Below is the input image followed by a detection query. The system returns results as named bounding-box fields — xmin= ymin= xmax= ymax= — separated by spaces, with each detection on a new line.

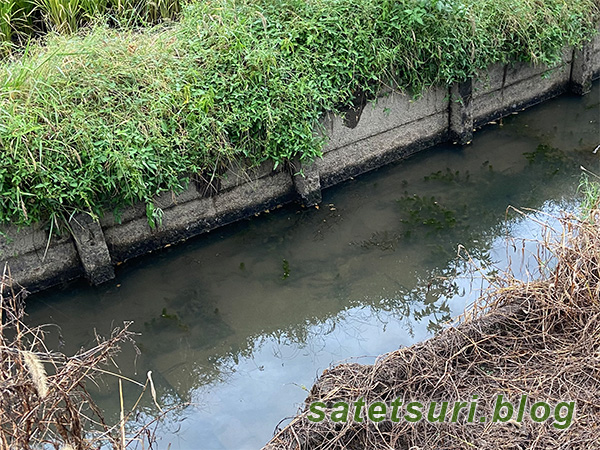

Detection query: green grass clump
xmin=0 ymin=0 xmax=598 ymax=227
xmin=0 ymin=0 xmax=179 ymax=49
xmin=579 ymin=171 xmax=600 ymax=219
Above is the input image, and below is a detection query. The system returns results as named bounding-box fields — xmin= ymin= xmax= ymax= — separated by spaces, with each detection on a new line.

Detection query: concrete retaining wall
xmin=472 ymin=48 xmax=574 ymax=125
xmin=317 ymin=86 xmax=449 ymax=188
xmin=2 ymin=36 xmax=599 ymax=293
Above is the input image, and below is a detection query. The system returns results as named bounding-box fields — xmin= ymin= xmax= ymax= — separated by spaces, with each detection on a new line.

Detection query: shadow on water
xmin=26 ymin=82 xmax=600 ymax=449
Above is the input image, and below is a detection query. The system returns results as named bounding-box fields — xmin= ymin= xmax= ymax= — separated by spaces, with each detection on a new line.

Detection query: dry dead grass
xmin=0 ymin=266 xmax=161 ymax=450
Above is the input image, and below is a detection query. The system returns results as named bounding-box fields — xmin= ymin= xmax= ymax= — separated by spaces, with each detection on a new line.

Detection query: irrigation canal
xmin=27 ymin=81 xmax=600 ymax=449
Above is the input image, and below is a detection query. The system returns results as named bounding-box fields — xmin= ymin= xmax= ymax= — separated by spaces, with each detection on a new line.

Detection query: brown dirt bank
xmin=263 ymin=208 xmax=600 ymax=450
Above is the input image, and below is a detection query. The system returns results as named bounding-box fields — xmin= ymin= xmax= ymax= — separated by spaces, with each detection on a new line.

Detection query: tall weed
xmin=36 ymin=0 xmax=82 ymax=33
xmin=0 ymin=1 xmax=14 ymax=45
xmin=0 ymin=0 xmax=179 ymax=46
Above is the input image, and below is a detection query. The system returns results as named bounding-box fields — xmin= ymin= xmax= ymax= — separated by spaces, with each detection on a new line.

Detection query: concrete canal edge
xmin=2 ymin=37 xmax=599 ymax=293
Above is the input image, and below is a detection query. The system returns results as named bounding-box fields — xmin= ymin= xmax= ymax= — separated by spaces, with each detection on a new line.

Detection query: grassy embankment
xmin=0 ymin=0 xmax=598 ymax=228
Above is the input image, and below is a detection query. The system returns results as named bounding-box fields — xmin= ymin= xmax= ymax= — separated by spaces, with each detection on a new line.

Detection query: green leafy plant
xmin=36 ymin=0 xmax=82 ymax=34
xmin=80 ymin=0 xmax=109 ymax=21
xmin=0 ymin=0 xmax=179 ymax=49
xmin=0 ymin=0 xmax=597 ymax=229
xmin=578 ymin=170 xmax=600 ymax=220
xmin=0 ymin=0 xmax=36 ymax=49
xmin=0 ymin=2 xmax=14 ymax=45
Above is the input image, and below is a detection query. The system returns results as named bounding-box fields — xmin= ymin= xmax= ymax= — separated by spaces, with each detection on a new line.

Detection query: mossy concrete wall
xmin=2 ymin=37 xmax=599 ymax=293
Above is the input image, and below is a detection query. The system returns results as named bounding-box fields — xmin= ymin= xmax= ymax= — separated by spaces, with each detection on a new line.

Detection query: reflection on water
xmin=27 ymin=83 xmax=599 ymax=449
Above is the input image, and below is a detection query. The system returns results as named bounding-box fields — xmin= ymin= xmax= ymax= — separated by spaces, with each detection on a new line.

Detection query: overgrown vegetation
xmin=0 ymin=0 xmax=598 ymax=227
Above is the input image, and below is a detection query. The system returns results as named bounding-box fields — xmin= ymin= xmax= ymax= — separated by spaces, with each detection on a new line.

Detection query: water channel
xmin=27 ymin=82 xmax=600 ymax=449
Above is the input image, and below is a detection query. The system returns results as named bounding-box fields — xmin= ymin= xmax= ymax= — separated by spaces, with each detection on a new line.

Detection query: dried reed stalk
xmin=0 ymin=264 xmax=158 ymax=450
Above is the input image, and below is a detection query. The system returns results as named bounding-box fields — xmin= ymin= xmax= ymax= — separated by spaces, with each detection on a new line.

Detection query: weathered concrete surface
xmin=318 ymin=113 xmax=448 ymax=189
xmin=571 ymin=46 xmax=594 ymax=95
xmin=321 ymin=86 xmax=448 ymax=153
xmin=473 ymin=55 xmax=572 ymax=126
xmin=588 ymin=29 xmax=600 ymax=80
xmin=0 ymin=224 xmax=48 ymax=257
xmin=1 ymin=39 xmax=598 ymax=294
xmin=104 ymin=171 xmax=295 ymax=263
xmin=104 ymin=196 xmax=218 ymax=263
xmin=99 ymin=183 xmax=204 ymax=228
xmin=449 ymin=79 xmax=474 ymax=145
xmin=220 ymin=159 xmax=278 ymax=191
xmin=70 ymin=214 xmax=115 ymax=285
xmin=291 ymin=159 xmax=322 ymax=207
xmin=213 ymin=171 xmax=296 ymax=224
xmin=0 ymin=225 xmax=82 ymax=292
